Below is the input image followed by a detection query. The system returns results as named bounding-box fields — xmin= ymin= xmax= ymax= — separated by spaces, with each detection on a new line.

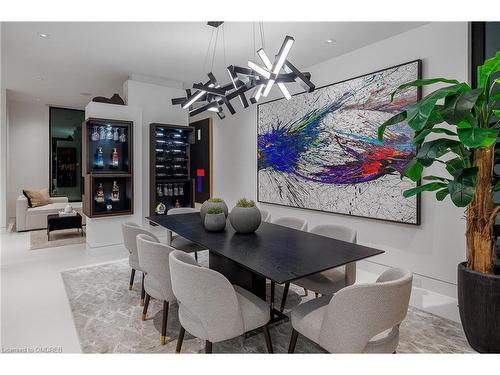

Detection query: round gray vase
xmin=229 ymin=206 xmax=262 ymax=234
xmin=204 ymin=213 xmax=226 ymax=232
xmin=200 ymin=200 xmax=229 ymax=222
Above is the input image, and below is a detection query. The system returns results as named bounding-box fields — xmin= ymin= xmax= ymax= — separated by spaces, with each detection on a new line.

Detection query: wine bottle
xmin=95 ymin=183 xmax=105 ymax=202
xmin=95 ymin=146 xmax=104 ymax=168
xmin=111 ymin=181 xmax=120 ymax=201
xmin=111 ymin=148 xmax=119 ymax=168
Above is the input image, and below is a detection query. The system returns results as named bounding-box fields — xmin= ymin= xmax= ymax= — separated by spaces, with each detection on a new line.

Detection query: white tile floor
xmin=0 ymin=222 xmax=461 ymax=353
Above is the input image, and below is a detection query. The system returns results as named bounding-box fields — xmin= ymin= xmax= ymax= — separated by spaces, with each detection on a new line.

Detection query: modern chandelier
xmin=172 ymin=22 xmax=315 ymax=119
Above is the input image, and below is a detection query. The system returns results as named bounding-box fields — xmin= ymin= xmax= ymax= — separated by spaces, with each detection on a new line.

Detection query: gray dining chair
xmin=272 ymin=216 xmax=308 ymax=231
xmin=288 ymin=268 xmax=413 ymax=353
xmin=271 ymin=216 xmax=308 ymax=310
xmin=169 ymin=250 xmax=273 ymax=353
xmin=289 ymin=224 xmax=357 ymax=303
xmin=122 ymin=222 xmax=160 ymax=306
xmin=167 ymin=207 xmax=206 ymax=261
xmin=259 ymin=208 xmax=271 ymax=223
xmin=137 ymin=234 xmax=176 ymax=345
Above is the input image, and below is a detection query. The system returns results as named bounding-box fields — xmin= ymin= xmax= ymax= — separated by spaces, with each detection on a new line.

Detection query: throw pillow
xmin=23 ymin=188 xmax=50 ymax=208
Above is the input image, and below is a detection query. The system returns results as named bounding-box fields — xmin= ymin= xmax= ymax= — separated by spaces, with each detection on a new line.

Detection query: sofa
xmin=16 ymin=195 xmax=85 ymax=232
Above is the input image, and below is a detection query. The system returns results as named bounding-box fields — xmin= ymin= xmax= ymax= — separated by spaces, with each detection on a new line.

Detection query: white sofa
xmin=16 ymin=195 xmax=85 ymax=232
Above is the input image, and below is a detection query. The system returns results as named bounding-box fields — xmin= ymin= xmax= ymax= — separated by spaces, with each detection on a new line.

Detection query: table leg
xmin=270 ymin=281 xmax=275 ymax=320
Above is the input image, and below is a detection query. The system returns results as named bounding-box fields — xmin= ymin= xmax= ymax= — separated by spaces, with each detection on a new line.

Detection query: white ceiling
xmin=2 ymin=22 xmax=427 ymax=108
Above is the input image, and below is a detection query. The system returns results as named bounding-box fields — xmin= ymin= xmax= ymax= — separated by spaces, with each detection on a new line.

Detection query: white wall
xmin=0 ymin=22 xmax=7 ymax=227
xmin=211 ymin=22 xmax=469 ymax=295
xmin=123 ymin=79 xmax=187 ymax=216
xmin=6 ymin=100 xmax=49 ymax=219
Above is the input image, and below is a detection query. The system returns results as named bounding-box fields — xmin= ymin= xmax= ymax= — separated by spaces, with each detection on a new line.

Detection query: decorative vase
xmin=200 ymin=200 xmax=228 ymax=222
xmin=229 ymin=206 xmax=262 ymax=234
xmin=204 ymin=213 xmax=226 ymax=232
xmin=457 ymin=262 xmax=500 ymax=353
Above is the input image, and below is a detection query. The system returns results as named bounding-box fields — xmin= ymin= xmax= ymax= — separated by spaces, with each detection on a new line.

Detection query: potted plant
xmin=229 ymin=198 xmax=262 ymax=234
xmin=200 ymin=198 xmax=228 ymax=222
xmin=378 ymin=52 xmax=500 ymax=353
xmin=204 ymin=206 xmax=227 ymax=232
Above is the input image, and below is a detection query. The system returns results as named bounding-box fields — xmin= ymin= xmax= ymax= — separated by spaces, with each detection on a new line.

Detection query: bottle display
xmin=111 ymin=181 xmax=120 ymax=201
xmin=95 ymin=183 xmax=105 ymax=202
xmin=111 ymin=148 xmax=119 ymax=168
xmin=95 ymin=146 xmax=104 ymax=168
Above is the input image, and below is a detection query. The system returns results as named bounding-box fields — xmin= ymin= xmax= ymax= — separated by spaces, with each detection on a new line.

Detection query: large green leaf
xmin=423 ymin=175 xmax=449 ymax=182
xmin=441 ymin=88 xmax=484 ymax=124
xmin=456 ymin=127 xmax=499 ymax=148
xmin=416 ymin=139 xmax=461 ymax=166
xmin=403 ymin=159 xmax=423 ymax=182
xmin=403 ymin=182 xmax=447 ymax=198
xmin=447 ymin=167 xmax=478 ymax=207
xmin=390 ymin=78 xmax=461 ymax=101
xmin=406 ymin=84 xmax=469 ymax=131
xmin=478 ymin=51 xmax=500 ymax=89
xmin=493 ymin=109 xmax=500 ymax=119
xmin=377 ymin=111 xmax=407 ymax=141
xmin=445 ymin=157 xmax=467 ymax=177
xmin=436 ymin=188 xmax=449 ymax=201
xmin=493 ymin=180 xmax=500 ymax=192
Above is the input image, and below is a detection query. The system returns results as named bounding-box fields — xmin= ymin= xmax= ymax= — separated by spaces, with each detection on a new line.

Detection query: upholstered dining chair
xmin=259 ymin=208 xmax=271 ymax=223
xmin=169 ymin=250 xmax=273 ymax=354
xmin=288 ymin=268 xmax=413 ymax=353
xmin=284 ymin=224 xmax=357 ymax=309
xmin=136 ymin=234 xmax=176 ymax=345
xmin=122 ymin=222 xmax=160 ymax=306
xmin=271 ymin=216 xmax=308 ymax=310
xmin=167 ymin=207 xmax=206 ymax=261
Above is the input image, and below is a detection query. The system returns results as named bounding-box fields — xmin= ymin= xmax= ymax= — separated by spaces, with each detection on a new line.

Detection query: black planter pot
xmin=457 ymin=262 xmax=500 ymax=353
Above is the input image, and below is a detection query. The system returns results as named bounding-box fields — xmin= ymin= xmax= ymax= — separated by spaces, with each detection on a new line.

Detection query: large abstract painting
xmin=257 ymin=60 xmax=421 ymax=224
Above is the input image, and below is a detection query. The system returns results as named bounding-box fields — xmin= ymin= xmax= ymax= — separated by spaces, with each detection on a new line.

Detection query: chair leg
xmin=263 ymin=325 xmax=273 ymax=353
xmin=160 ymin=301 xmax=169 ymax=345
xmin=128 ymin=269 xmax=136 ymax=291
xmin=141 ymin=293 xmax=150 ymax=321
xmin=315 ymin=292 xmax=319 ymax=299
xmin=303 ymin=288 xmax=308 ymax=297
xmin=194 ymin=252 xmax=198 ymax=262
xmin=288 ymin=329 xmax=299 ymax=353
xmin=205 ymin=340 xmax=212 ymax=353
xmin=176 ymin=326 xmax=185 ymax=353
xmin=140 ymin=273 xmax=145 ymax=306
xmin=280 ymin=282 xmax=290 ymax=312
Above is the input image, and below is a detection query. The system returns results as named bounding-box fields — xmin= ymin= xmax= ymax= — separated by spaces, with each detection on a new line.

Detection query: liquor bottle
xmin=95 ymin=183 xmax=105 ymax=202
xmin=111 ymin=148 xmax=119 ymax=168
xmin=113 ymin=128 xmax=119 ymax=141
xmin=95 ymin=146 xmax=104 ymax=168
xmin=106 ymin=126 xmax=113 ymax=140
xmin=175 ymin=199 xmax=181 ymax=208
xmin=99 ymin=126 xmax=106 ymax=140
xmin=111 ymin=181 xmax=120 ymax=201
xmin=119 ymin=128 xmax=127 ymax=143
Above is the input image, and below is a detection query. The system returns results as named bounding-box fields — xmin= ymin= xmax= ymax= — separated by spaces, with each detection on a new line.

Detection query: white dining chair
xmin=288 ymin=268 xmax=412 ymax=353
xmin=167 ymin=207 xmax=206 ymax=261
xmin=122 ymin=222 xmax=160 ymax=305
xmin=169 ymin=250 xmax=273 ymax=353
xmin=287 ymin=224 xmax=357 ymax=308
xmin=272 ymin=216 xmax=308 ymax=231
xmin=137 ymin=234 xmax=176 ymax=345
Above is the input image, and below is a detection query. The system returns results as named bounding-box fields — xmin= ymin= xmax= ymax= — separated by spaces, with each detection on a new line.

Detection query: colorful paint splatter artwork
xmin=257 ymin=60 xmax=421 ymax=224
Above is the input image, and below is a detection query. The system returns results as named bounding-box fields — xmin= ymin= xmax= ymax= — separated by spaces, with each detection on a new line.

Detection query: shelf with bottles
xmin=153 ymin=180 xmax=194 ymax=215
xmin=85 ymin=176 xmax=133 ymax=217
xmin=84 ymin=118 xmax=132 ymax=175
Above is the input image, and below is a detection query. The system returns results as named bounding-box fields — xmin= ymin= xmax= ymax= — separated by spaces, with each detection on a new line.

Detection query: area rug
xmin=61 ymin=251 xmax=473 ymax=354
xmin=31 ymin=228 xmax=86 ymax=250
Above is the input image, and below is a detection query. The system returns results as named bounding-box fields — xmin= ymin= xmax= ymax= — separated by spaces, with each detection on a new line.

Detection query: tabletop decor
xmin=258 ymin=60 xmax=421 ymax=224
xmin=378 ymin=52 xmax=500 ymax=353
xmin=229 ymin=198 xmax=262 ymax=234
xmin=203 ymin=207 xmax=227 ymax=232
xmin=200 ymin=198 xmax=228 ymax=222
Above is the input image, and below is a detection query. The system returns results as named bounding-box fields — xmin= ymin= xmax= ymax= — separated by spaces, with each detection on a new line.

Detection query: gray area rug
xmin=61 ymin=251 xmax=473 ymax=353
xmin=31 ymin=228 xmax=85 ymax=250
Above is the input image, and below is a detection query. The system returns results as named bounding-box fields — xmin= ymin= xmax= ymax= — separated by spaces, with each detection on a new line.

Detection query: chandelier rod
xmin=203 ymin=27 xmax=215 ymax=76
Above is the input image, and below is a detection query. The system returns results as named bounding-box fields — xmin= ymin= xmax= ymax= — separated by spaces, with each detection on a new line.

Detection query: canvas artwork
xmin=257 ymin=60 xmax=421 ymax=224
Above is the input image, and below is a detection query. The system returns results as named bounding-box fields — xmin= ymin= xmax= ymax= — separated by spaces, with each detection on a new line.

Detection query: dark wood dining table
xmin=147 ymin=212 xmax=384 ymax=322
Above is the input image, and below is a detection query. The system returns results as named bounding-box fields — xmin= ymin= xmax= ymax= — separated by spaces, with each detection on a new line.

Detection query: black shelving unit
xmin=150 ymin=123 xmax=195 ymax=215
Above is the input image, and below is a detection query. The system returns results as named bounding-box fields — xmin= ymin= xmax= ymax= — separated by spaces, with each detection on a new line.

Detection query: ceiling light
xmin=38 ymin=33 xmax=50 ymax=38
xmin=325 ymin=39 xmax=336 ymax=44
xmin=80 ymin=92 xmax=92 ymax=96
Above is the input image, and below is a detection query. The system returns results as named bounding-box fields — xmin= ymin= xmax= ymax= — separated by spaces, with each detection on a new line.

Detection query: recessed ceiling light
xmin=325 ymin=39 xmax=336 ymax=44
xmin=38 ymin=32 xmax=50 ymax=39
xmin=80 ymin=92 xmax=92 ymax=96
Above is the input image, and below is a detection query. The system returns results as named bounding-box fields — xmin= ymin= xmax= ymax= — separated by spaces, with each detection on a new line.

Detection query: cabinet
xmin=150 ymin=123 xmax=195 ymax=215
xmin=82 ymin=118 xmax=134 ymax=217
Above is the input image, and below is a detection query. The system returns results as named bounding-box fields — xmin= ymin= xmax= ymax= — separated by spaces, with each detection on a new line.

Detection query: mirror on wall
xmin=49 ymin=107 xmax=84 ymax=202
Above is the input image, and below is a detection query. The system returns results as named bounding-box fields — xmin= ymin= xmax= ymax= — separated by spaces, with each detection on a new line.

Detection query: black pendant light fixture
xmin=172 ymin=22 xmax=315 ymax=119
